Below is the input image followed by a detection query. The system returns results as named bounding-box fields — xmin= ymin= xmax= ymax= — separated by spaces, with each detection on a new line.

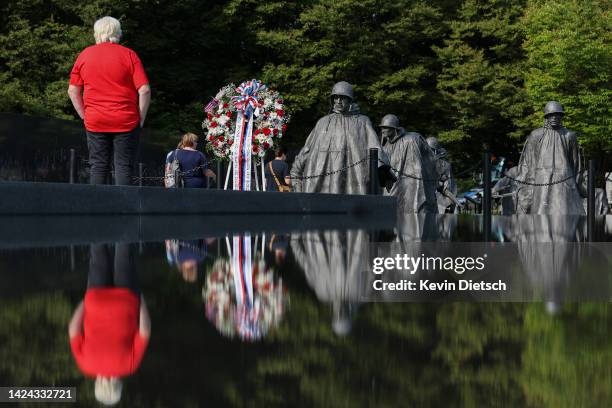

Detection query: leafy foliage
xmin=0 ymin=0 xmax=610 ymax=163
xmin=522 ymin=0 xmax=612 ymax=156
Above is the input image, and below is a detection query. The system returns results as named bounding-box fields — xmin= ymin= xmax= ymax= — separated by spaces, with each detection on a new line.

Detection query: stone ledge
xmin=0 ymin=181 xmax=396 ymax=215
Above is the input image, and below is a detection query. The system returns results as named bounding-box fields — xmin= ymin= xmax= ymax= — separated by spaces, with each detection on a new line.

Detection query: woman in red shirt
xmin=68 ymin=243 xmax=151 ymax=405
xmin=67 ymin=16 xmax=151 ymax=185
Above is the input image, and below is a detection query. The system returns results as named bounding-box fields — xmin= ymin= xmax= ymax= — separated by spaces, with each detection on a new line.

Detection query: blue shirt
xmin=166 ymin=149 xmax=209 ymax=188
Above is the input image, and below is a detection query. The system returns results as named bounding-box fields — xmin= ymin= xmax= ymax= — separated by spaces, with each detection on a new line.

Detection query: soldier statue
xmin=426 ymin=137 xmax=459 ymax=213
xmin=516 ymin=101 xmax=584 ymax=215
xmin=290 ymin=81 xmax=393 ymax=194
xmin=379 ymin=114 xmax=437 ymax=213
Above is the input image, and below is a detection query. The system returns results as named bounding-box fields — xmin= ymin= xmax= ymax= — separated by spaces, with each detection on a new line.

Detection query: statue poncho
xmin=290 ymin=105 xmax=390 ymax=194
xmin=383 ymin=131 xmax=438 ymax=214
xmin=290 ymin=229 xmax=368 ymax=335
xmin=435 ymin=157 xmax=457 ymax=213
xmin=516 ymin=126 xmax=584 ymax=215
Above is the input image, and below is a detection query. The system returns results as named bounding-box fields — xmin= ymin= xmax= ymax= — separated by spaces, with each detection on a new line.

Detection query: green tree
xmin=433 ymin=0 xmax=531 ymax=160
xmin=522 ymin=0 xmax=612 ymax=156
xmin=223 ymin=0 xmax=452 ymax=148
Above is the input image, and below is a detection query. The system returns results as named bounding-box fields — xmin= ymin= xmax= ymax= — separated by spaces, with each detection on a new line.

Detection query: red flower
xmin=228 ymin=139 xmax=233 ymax=145
xmin=253 ymin=145 xmax=260 ymax=153
xmin=213 ymin=141 xmax=219 ymax=147
xmin=226 ymin=112 xmax=232 ymax=118
xmin=210 ymin=121 xmax=218 ymax=128
xmin=254 ymin=129 xmax=260 ymax=135
xmin=276 ymin=109 xmax=284 ymax=117
xmin=282 ymin=124 xmax=287 ymax=132
xmin=263 ymin=142 xmax=270 ymax=150
xmin=219 ymin=136 xmax=224 ymax=142
xmin=208 ymin=135 xmax=214 ymax=141
xmin=264 ymin=111 xmax=270 ymax=117
xmin=215 ymin=114 xmax=221 ymax=119
xmin=223 ymin=103 xmax=229 ymax=109
xmin=273 ymin=128 xmax=279 ymax=136
xmin=263 ymin=128 xmax=271 ymax=136
xmin=207 ymin=114 xmax=213 ymax=120
xmin=277 ymin=99 xmax=283 ymax=104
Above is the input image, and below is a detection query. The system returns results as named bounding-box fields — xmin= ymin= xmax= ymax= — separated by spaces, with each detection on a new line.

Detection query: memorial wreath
xmin=202 ymin=80 xmax=289 ymax=162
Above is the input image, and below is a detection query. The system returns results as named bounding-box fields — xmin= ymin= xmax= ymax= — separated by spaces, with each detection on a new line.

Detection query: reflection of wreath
xmin=203 ymin=257 xmax=286 ymax=341
xmin=202 ymin=81 xmax=290 ymax=161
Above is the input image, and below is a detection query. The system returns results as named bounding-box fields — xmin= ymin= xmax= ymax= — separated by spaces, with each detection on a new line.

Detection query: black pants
xmin=86 ymin=127 xmax=140 ymax=185
xmin=87 ymin=243 xmax=139 ymax=294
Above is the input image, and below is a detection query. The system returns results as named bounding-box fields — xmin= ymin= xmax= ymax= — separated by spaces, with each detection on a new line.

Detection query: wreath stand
xmin=223 ymin=160 xmax=267 ymax=191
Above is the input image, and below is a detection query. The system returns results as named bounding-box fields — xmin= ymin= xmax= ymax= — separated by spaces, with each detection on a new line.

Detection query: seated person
xmin=165 ymin=132 xmax=216 ymax=188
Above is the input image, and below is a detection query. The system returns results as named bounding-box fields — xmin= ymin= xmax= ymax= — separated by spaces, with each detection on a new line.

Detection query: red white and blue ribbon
xmin=231 ymin=234 xmax=262 ymax=339
xmin=231 ymin=79 xmax=266 ymax=191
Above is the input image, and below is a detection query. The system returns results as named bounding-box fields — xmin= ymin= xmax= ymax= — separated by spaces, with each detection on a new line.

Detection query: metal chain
xmin=132 ymin=163 xmax=209 ymax=183
xmin=288 ymin=157 xmax=368 ymax=180
xmin=503 ymin=173 xmax=576 ymax=187
xmin=377 ymin=159 xmax=482 ymax=182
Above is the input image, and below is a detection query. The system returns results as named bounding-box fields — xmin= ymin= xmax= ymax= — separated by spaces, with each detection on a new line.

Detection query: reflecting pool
xmin=0 ymin=215 xmax=610 ymax=407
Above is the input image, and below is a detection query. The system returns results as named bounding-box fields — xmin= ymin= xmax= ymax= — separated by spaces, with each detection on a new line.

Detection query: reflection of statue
xmin=290 ymin=81 xmax=392 ymax=194
xmin=290 ymin=230 xmax=369 ymax=335
xmin=68 ymin=243 xmax=151 ymax=406
xmin=492 ymin=166 xmax=519 ymax=215
xmin=380 ymin=114 xmax=437 ymax=214
xmin=516 ymin=101 xmax=584 ymax=215
xmin=426 ymin=137 xmax=457 ymax=213
xmin=203 ymin=234 xmax=286 ymax=341
xmin=395 ymin=212 xmax=439 ymax=243
xmin=512 ymin=215 xmax=584 ymax=311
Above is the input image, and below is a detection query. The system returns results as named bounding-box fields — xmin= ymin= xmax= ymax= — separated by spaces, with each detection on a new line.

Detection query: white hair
xmin=94 ymin=16 xmax=122 ymax=44
xmin=94 ymin=376 xmax=123 ymax=406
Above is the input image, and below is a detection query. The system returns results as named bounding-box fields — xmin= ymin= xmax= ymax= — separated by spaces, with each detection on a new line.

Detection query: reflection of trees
xmin=233 ymin=301 xmax=611 ymax=407
xmin=0 ymin=293 xmax=75 ymax=384
xmin=521 ymin=304 xmax=612 ymax=408
xmin=0 ymin=293 xmax=100 ymax=406
xmin=1 ymin=247 xmax=609 ymax=407
xmin=239 ymin=300 xmax=529 ymax=407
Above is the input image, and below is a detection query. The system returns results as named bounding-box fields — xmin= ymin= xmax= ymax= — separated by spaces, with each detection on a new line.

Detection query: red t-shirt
xmin=70 ymin=288 xmax=148 ymax=377
xmin=69 ymin=42 xmax=149 ymax=132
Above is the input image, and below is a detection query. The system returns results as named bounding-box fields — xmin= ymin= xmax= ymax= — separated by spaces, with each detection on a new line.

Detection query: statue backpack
xmin=165 ymin=149 xmax=184 ymax=188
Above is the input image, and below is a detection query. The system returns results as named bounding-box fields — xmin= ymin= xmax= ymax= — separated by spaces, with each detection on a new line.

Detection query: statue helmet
xmin=426 ymin=136 xmax=440 ymax=150
xmin=379 ymin=114 xmax=401 ymax=129
xmin=543 ymin=101 xmax=564 ymax=116
xmin=330 ymin=81 xmax=354 ymax=100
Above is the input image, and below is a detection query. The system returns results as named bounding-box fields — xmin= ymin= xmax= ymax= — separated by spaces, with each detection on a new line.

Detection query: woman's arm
xmin=67 ymin=85 xmax=85 ymax=120
xmin=139 ymin=295 xmax=151 ymax=339
xmin=204 ymin=168 xmax=216 ymax=181
xmin=68 ymin=300 xmax=85 ymax=338
xmin=138 ymin=84 xmax=151 ymax=128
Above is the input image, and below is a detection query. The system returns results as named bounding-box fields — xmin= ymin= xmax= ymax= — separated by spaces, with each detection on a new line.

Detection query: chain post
xmin=587 ymin=159 xmax=595 ymax=242
xmin=369 ymin=148 xmax=379 ymax=195
xmin=69 ymin=148 xmax=76 ymax=184
xmin=483 ymin=151 xmax=491 ymax=241
xmin=138 ymin=163 xmax=144 ymax=187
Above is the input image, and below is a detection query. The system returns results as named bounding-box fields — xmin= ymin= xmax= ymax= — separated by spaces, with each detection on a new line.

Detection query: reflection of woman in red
xmin=68 ymin=243 xmax=151 ymax=406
